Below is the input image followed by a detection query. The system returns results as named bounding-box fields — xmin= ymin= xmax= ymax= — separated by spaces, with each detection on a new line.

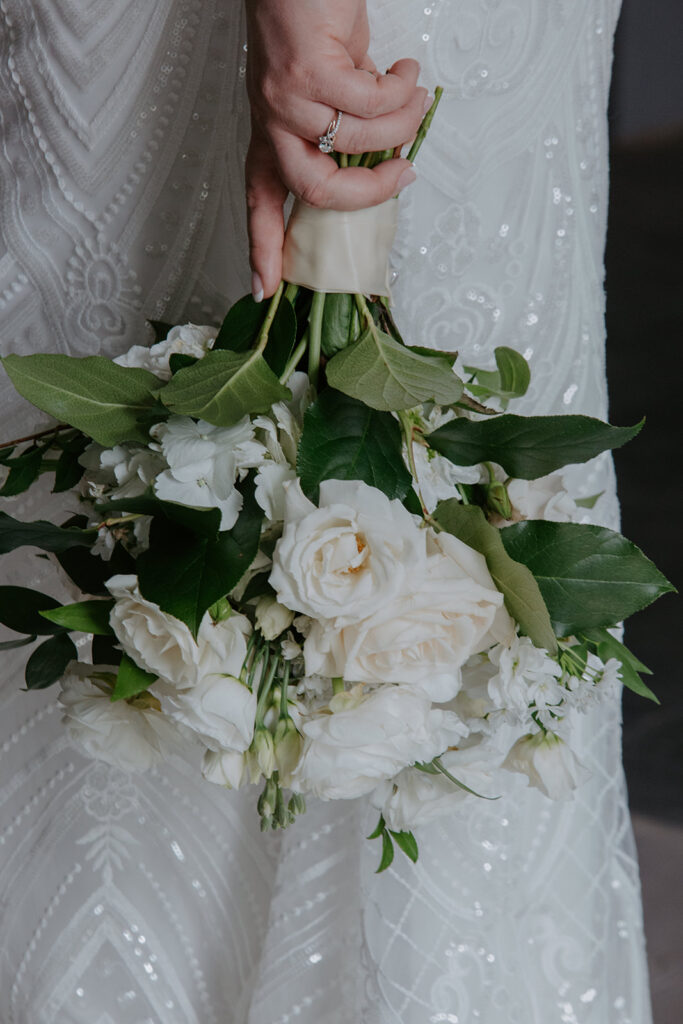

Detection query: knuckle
xmin=297 ymin=178 xmax=330 ymax=209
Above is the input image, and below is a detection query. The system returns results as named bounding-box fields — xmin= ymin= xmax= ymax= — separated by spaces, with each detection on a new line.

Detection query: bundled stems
xmin=406 ymin=87 xmax=443 ymax=163
xmin=307 ymin=291 xmax=325 ymax=386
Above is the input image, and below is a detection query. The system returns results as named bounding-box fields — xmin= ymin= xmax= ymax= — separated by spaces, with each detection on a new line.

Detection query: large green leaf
xmin=137 ymin=474 xmax=264 ymax=635
xmin=297 ymin=389 xmax=411 ymax=502
xmin=1 ymin=355 xmax=160 ymax=446
xmin=95 ymin=493 xmax=221 ymax=539
xmin=213 ymin=294 xmax=266 ymax=352
xmin=40 ymin=599 xmax=115 ymax=635
xmin=263 ymin=297 xmax=297 ymax=376
xmin=24 ymin=633 xmax=77 ymax=689
xmin=56 ymin=540 xmax=135 ymax=596
xmin=325 ymin=324 xmax=463 ymax=411
xmin=0 ymin=448 xmax=43 ymax=497
xmin=111 ymin=654 xmax=157 ymax=702
xmin=0 ymin=586 xmax=67 ymax=635
xmin=0 ymin=510 xmax=96 ymax=555
xmin=53 ymin=433 xmax=89 ymax=492
xmin=434 ymin=501 xmax=557 ymax=653
xmin=429 ymin=414 xmax=643 ymax=479
xmin=464 ymin=346 xmax=530 ymax=402
xmin=501 ymin=521 xmax=675 ymax=635
xmin=157 ymin=349 xmax=291 ymax=426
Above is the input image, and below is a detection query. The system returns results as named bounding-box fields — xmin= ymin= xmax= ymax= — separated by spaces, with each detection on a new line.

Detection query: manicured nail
xmin=423 ymin=94 xmax=434 ymax=116
xmin=251 ymin=272 xmax=264 ymax=303
xmin=397 ymin=167 xmax=417 ymax=191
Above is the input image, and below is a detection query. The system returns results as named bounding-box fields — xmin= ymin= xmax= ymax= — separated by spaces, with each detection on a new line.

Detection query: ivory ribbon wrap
xmin=281 ymin=198 xmax=399 ymax=296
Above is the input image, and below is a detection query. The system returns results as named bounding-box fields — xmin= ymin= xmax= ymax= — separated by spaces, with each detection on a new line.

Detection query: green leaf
xmin=0 ymin=586 xmax=67 ymax=635
xmin=111 ymin=653 xmax=157 ymax=702
xmin=500 ymin=521 xmax=675 ymax=635
xmin=494 ymin=346 xmax=530 ymax=397
xmin=53 ymin=433 xmax=89 ymax=493
xmin=321 ymin=293 xmax=357 ymax=357
xmin=40 ymin=599 xmax=114 ymax=635
xmin=429 ymin=414 xmax=643 ymax=479
xmin=137 ymin=474 xmax=264 ymax=636
xmin=326 ymin=324 xmax=464 ymax=411
xmin=1 ymin=355 xmax=160 ymax=446
xmin=24 ymin=633 xmax=77 ymax=689
xmin=157 ymin=349 xmax=291 ymax=427
xmin=0 ymin=510 xmax=96 ymax=555
xmin=0 ymin=448 xmax=43 ymax=497
xmin=580 ymin=628 xmax=659 ymax=703
xmin=56 ymin=540 xmax=135 ymax=596
xmin=92 ymin=634 xmax=122 ymax=666
xmin=213 ymin=294 xmax=266 ymax=352
xmin=376 ymin=830 xmax=395 ymax=873
xmin=168 ymin=353 xmax=198 ymax=374
xmin=390 ymin=829 xmax=419 ymax=863
xmin=0 ymin=634 xmax=37 ymax=651
xmin=95 ymin=492 xmax=221 ymax=539
xmin=297 ymin=389 xmax=411 ymax=502
xmin=434 ymin=501 xmax=557 ymax=653
xmin=367 ymin=814 xmax=386 ymax=841
xmin=147 ymin=320 xmax=174 ymax=343
xmin=263 ymin=296 xmax=297 ymax=376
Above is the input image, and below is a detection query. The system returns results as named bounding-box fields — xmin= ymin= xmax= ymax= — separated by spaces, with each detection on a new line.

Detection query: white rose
xmin=58 ymin=664 xmax=183 ymax=772
xmin=305 ymin=530 xmax=514 ymax=702
xmin=255 ymin=595 xmax=295 ymax=640
xmin=505 ymin=474 xmax=581 ymax=524
xmin=202 ymin=748 xmax=248 ymax=788
xmin=291 ymin=684 xmax=466 ymax=800
xmin=154 ymin=673 xmax=256 ymax=753
xmin=106 ymin=575 xmax=250 ymax=689
xmin=150 ymin=415 xmax=264 ymax=530
xmin=372 ymin=735 xmax=504 ymax=831
xmin=114 ymin=323 xmax=217 ymax=380
xmin=270 ymin=479 xmax=427 ymax=628
xmin=502 ymin=731 xmax=589 ymax=799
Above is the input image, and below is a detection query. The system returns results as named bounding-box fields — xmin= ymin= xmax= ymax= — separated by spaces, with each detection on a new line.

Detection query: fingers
xmin=307 ymin=86 xmax=429 ymax=155
xmin=274 ymin=130 xmax=417 ymax=210
xmin=314 ymin=58 xmax=422 ymax=119
xmin=245 ymin=128 xmax=289 ymax=299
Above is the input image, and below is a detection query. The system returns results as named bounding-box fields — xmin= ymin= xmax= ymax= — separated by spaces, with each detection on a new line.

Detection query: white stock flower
xmin=202 ymin=749 xmax=248 ymax=789
xmin=291 ymin=684 xmax=466 ymax=800
xmin=505 ymin=474 xmax=581 ymax=524
xmin=106 ymin=575 xmax=250 ymax=689
xmin=270 ymin=479 xmax=426 ymax=628
xmin=114 ymin=323 xmax=217 ymax=380
xmin=487 ymin=636 xmax=563 ymax=719
xmin=58 ymin=664 xmax=182 ymax=772
xmin=151 ymin=416 xmax=262 ymax=529
xmin=372 ymin=736 xmax=504 ymax=831
xmin=305 ymin=530 xmax=513 ymax=702
xmin=502 ymin=731 xmax=589 ymax=799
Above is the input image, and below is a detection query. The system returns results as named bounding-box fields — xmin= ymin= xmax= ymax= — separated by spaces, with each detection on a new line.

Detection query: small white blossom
xmin=487 ymin=636 xmax=563 ymax=722
xmin=114 ymin=323 xmax=217 ymax=380
xmin=502 ymin=731 xmax=589 ymax=799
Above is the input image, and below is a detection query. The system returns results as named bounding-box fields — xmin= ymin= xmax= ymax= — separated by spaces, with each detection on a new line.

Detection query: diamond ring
xmin=318 ymin=110 xmax=343 ymax=154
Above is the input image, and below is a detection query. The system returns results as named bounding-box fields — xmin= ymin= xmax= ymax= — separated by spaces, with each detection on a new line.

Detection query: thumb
xmin=245 ymin=126 xmax=288 ymax=300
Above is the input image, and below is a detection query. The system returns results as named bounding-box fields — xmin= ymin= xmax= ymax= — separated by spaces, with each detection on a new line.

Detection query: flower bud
xmin=252 ymin=725 xmax=276 ymax=778
xmin=255 ymin=595 xmax=295 ymax=641
xmin=288 ymin=793 xmax=306 ymax=817
xmin=273 ymin=717 xmax=303 ymax=785
xmin=486 ymin=480 xmax=512 ymax=520
xmin=257 ymin=776 xmax=278 ymax=819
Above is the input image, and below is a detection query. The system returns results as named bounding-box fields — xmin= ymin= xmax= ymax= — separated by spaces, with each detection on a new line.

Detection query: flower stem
xmin=279 ymin=660 xmax=291 ymax=719
xmin=406 ymin=87 xmax=444 ymax=164
xmin=398 ymin=410 xmax=429 ymax=518
xmin=0 ymin=423 xmax=73 ymax=451
xmin=332 ymin=676 xmax=345 ymax=696
xmin=279 ymin=329 xmax=309 ymax=384
xmin=284 ymin=282 xmax=299 ymax=305
xmin=255 ymin=281 xmax=285 ymax=354
xmin=255 ymin=647 xmax=279 ymax=724
xmin=307 ymin=290 xmax=326 ymax=386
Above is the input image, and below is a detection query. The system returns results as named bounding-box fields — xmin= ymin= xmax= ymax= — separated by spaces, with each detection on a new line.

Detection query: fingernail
xmin=397 ymin=167 xmax=417 ymax=191
xmin=251 ymin=272 xmax=264 ymax=304
xmin=423 ymin=94 xmax=434 ymax=116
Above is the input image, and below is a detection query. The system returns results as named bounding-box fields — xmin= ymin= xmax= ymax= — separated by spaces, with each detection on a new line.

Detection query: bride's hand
xmin=245 ymin=0 xmax=427 ymax=299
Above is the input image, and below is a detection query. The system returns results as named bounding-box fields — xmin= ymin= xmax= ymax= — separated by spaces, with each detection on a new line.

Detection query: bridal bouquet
xmin=0 ymin=96 xmax=672 ymax=869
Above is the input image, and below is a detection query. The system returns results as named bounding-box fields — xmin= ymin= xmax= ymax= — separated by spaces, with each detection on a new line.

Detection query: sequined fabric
xmin=0 ymin=1 xmax=651 ymax=1021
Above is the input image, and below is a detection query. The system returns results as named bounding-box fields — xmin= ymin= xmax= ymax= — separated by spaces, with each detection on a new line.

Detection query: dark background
xmin=605 ymin=1 xmax=682 ymax=1018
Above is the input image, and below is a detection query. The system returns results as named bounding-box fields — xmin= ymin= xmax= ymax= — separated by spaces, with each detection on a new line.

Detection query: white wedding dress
xmin=0 ymin=2 xmax=652 ymax=1022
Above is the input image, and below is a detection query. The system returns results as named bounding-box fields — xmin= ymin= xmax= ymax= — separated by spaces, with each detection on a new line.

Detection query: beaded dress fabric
xmin=0 ymin=1 xmax=652 ymax=1022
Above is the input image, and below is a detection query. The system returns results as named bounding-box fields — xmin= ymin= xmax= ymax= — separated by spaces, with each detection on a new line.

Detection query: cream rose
xmin=291 ymin=684 xmax=466 ymax=800
xmin=304 ymin=530 xmax=514 ymax=702
xmin=269 ymin=479 xmax=426 ymax=628
xmin=154 ymin=673 xmax=256 ymax=753
xmin=106 ymin=575 xmax=250 ymax=689
xmin=58 ymin=665 xmax=184 ymax=772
